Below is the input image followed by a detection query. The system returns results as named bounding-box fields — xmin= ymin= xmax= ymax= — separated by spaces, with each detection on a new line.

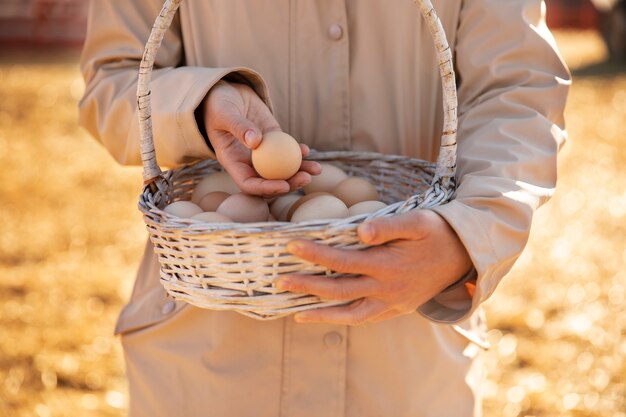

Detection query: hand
xmin=276 ymin=210 xmax=473 ymax=325
xmin=203 ymin=81 xmax=320 ymax=197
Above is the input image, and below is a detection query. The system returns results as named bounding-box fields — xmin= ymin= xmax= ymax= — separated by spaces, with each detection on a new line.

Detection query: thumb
xmin=357 ymin=210 xmax=428 ymax=245
xmin=223 ymin=112 xmax=263 ymax=150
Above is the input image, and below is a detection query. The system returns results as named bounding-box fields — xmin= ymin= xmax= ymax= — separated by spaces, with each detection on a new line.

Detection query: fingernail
xmin=359 ymin=223 xmax=375 ymax=242
xmin=297 ymin=178 xmax=310 ymax=188
xmin=287 ymin=240 xmax=304 ymax=253
xmin=275 ymin=278 xmax=290 ymax=291
xmin=244 ymin=130 xmax=257 ymax=147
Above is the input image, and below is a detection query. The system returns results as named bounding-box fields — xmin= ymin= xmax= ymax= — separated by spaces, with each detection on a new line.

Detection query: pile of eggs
xmin=162 ymin=132 xmax=388 ymax=224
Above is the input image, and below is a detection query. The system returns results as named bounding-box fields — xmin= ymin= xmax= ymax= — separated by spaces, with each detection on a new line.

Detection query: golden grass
xmin=0 ymin=30 xmax=625 ymax=416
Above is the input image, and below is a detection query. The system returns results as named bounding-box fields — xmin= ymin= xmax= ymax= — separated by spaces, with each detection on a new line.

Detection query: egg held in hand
xmin=251 ymin=131 xmax=302 ymax=180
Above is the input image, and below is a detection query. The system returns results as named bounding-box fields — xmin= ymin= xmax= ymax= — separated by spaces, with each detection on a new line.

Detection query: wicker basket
xmin=136 ymin=0 xmax=458 ymax=320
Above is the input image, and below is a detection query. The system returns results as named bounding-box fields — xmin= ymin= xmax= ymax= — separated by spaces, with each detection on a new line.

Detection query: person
xmin=78 ymin=1 xmax=570 ymax=416
xmin=593 ymin=0 xmax=626 ymax=61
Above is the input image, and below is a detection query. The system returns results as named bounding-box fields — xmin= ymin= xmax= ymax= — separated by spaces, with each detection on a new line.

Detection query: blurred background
xmin=0 ymin=1 xmax=625 ymax=416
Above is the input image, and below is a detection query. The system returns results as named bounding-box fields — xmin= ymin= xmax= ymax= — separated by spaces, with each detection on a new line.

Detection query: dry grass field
xmin=0 ymin=30 xmax=625 ymax=417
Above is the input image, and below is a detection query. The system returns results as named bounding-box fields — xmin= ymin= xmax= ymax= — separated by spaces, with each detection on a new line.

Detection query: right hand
xmin=202 ymin=81 xmax=320 ymax=197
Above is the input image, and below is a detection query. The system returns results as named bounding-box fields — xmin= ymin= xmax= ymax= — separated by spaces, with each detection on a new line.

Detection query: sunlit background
xmin=0 ymin=1 xmax=625 ymax=416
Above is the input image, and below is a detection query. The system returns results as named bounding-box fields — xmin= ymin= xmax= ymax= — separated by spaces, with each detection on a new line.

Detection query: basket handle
xmin=137 ymin=0 xmax=457 ymax=189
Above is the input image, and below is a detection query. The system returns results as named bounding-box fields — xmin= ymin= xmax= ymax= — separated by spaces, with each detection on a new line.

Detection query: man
xmin=79 ymin=1 xmax=570 ymax=416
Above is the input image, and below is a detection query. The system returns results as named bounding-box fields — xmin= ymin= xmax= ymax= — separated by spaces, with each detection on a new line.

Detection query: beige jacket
xmin=79 ymin=1 xmax=570 ymax=416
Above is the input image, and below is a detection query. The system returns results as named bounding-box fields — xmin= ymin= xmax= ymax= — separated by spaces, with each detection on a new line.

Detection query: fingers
xmin=206 ymin=82 xmax=267 ymax=150
xmin=276 ymin=275 xmax=379 ymax=301
xmin=287 ymin=172 xmax=312 ymax=192
xmin=299 ymin=160 xmax=321 ymax=176
xmin=357 ymin=210 xmax=438 ymax=245
xmin=285 ymin=161 xmax=321 ymax=191
xmin=286 ymin=239 xmax=381 ymax=275
xmin=217 ymin=142 xmax=318 ymax=196
xmin=242 ymin=177 xmax=291 ymax=197
xmin=223 ymin=112 xmax=263 ymax=149
xmin=236 ymin=83 xmax=282 ymax=136
xmin=225 ymin=160 xmax=290 ymax=196
xmin=300 ymin=143 xmax=310 ymax=157
xmin=225 ymin=158 xmax=318 ymax=196
xmin=206 ymin=82 xmax=322 ymax=196
xmin=293 ymin=298 xmax=388 ymax=326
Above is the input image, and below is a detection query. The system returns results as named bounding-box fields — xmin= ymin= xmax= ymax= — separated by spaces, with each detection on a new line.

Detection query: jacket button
xmin=324 ymin=331 xmax=343 ymax=346
xmin=161 ymin=301 xmax=176 ymax=315
xmin=328 ymin=24 xmax=344 ymax=41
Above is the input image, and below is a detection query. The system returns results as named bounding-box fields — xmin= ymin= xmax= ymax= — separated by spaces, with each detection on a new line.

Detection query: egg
xmin=251 ymin=131 xmax=302 ymax=180
xmin=285 ymin=192 xmax=333 ymax=221
xmin=267 ymin=213 xmax=277 ymax=222
xmin=348 ymin=201 xmax=388 ymax=216
xmin=291 ymin=195 xmax=349 ymax=223
xmin=163 ymin=201 xmax=203 ymax=218
xmin=303 ymin=163 xmax=348 ymax=194
xmin=191 ymin=171 xmax=239 ymax=203
xmin=332 ymin=177 xmax=380 ymax=207
xmin=217 ymin=193 xmax=270 ymax=223
xmin=190 ymin=211 xmax=232 ymax=223
xmin=198 ymin=191 xmax=230 ymax=212
xmin=269 ymin=193 xmax=302 ymax=219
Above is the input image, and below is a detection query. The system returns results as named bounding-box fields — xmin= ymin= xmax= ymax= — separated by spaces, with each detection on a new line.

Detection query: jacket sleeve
xmin=78 ymin=0 xmax=272 ymax=168
xmin=419 ymin=0 xmax=571 ymax=323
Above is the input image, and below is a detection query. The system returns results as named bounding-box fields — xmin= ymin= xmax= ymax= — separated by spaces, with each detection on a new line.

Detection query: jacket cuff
xmin=417 ymin=200 xmax=499 ymax=323
xmin=136 ymin=66 xmax=272 ymax=168
xmin=418 ymin=268 xmax=476 ymax=323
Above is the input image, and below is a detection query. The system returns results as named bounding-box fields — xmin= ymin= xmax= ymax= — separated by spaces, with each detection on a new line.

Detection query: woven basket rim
xmin=138 ymin=150 xmax=442 ymax=233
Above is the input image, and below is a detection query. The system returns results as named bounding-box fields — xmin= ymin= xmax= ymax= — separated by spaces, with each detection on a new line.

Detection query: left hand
xmin=276 ymin=209 xmax=473 ymax=325
xmin=203 ymin=81 xmax=320 ymax=197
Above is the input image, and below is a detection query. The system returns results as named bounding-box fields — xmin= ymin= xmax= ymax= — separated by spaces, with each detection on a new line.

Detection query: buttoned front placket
xmin=287 ymin=0 xmax=351 ymax=151
xmin=279 ymin=9 xmax=350 ymax=417
xmin=280 ymin=319 xmax=347 ymax=417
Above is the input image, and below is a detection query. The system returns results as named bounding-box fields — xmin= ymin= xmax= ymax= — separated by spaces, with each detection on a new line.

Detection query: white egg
xmin=190 ymin=211 xmax=232 ymax=223
xmin=251 ymin=131 xmax=302 ymax=180
xmin=286 ymin=192 xmax=333 ymax=221
xmin=348 ymin=201 xmax=388 ymax=216
xmin=291 ymin=195 xmax=349 ymax=223
xmin=303 ymin=163 xmax=348 ymax=194
xmin=163 ymin=201 xmax=203 ymax=218
xmin=217 ymin=193 xmax=270 ymax=223
xmin=198 ymin=191 xmax=230 ymax=212
xmin=191 ymin=171 xmax=239 ymax=203
xmin=269 ymin=193 xmax=302 ymax=219
xmin=332 ymin=177 xmax=379 ymax=207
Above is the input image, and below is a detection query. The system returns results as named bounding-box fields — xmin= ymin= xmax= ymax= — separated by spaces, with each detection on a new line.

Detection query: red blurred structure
xmin=546 ymin=0 xmax=600 ymax=28
xmin=0 ymin=0 xmax=613 ymax=48
xmin=0 ymin=0 xmax=87 ymax=47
